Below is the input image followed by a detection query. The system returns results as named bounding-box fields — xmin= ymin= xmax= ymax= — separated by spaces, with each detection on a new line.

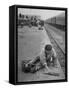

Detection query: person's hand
xmin=44 ymin=66 xmax=52 ymax=73
xmin=44 ymin=66 xmax=49 ymax=73
xmin=44 ymin=69 xmax=49 ymax=73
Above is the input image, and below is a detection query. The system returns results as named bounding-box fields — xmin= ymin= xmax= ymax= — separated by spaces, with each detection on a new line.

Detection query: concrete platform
xmin=18 ymin=26 xmax=65 ymax=82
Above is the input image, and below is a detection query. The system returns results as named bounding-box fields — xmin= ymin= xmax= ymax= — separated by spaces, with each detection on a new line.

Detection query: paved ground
xmin=18 ymin=26 xmax=65 ymax=82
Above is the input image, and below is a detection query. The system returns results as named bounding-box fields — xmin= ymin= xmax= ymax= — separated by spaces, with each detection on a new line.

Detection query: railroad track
xmin=44 ymin=26 xmax=65 ymax=73
xmin=47 ymin=29 xmax=65 ymax=55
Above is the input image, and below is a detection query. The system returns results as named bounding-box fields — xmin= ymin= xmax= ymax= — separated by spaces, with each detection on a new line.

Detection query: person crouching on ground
xmin=25 ymin=44 xmax=58 ymax=73
xmin=39 ymin=44 xmax=58 ymax=72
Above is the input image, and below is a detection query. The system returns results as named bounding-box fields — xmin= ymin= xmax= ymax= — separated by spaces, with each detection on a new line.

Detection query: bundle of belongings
xmin=22 ymin=56 xmax=42 ymax=73
xmin=22 ymin=44 xmax=59 ymax=74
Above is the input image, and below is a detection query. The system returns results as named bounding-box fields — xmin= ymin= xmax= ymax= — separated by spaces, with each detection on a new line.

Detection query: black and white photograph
xmin=17 ymin=7 xmax=67 ymax=83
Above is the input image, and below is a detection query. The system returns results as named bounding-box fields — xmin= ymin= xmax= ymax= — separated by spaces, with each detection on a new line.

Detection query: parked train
xmin=45 ymin=12 xmax=65 ymax=31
